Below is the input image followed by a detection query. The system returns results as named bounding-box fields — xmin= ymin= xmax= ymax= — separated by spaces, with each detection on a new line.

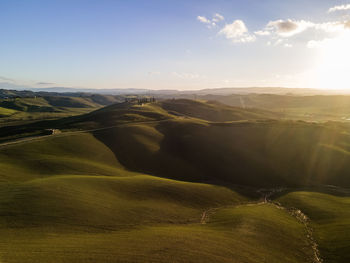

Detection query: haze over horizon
xmin=1 ymin=0 xmax=350 ymax=90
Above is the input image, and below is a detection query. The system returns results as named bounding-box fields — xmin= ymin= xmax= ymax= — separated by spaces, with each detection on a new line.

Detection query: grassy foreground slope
xmin=0 ymin=203 xmax=313 ymax=263
xmin=278 ymin=190 xmax=350 ymax=263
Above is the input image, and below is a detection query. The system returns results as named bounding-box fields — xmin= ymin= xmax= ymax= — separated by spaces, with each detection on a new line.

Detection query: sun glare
xmin=313 ymin=32 xmax=350 ymax=90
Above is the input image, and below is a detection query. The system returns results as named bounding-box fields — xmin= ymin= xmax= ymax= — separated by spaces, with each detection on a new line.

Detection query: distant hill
xmin=3 ymin=83 xmax=350 ymax=96
xmin=198 ymin=93 xmax=350 ymax=121
xmin=0 ymin=90 xmax=126 ymax=123
xmin=61 ymin=99 xmax=280 ymax=129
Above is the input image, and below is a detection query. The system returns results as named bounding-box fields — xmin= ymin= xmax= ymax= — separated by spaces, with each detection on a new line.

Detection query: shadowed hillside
xmin=94 ymin=118 xmax=350 ymax=187
xmin=78 ymin=100 xmax=350 ymax=188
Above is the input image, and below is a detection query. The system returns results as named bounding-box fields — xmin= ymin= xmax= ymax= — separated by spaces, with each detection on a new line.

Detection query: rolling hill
xmin=1 ymin=98 xmax=350 ymax=262
xmin=0 ymin=123 xmax=313 ymax=263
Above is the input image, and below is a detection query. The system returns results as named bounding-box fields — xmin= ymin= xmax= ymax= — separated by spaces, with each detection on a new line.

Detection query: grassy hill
xmin=0 ymin=128 xmax=314 ymax=263
xmin=1 ymin=98 xmax=350 ymax=262
xmin=0 ymin=99 xmax=276 ymax=141
xmin=277 ymin=189 xmax=350 ymax=263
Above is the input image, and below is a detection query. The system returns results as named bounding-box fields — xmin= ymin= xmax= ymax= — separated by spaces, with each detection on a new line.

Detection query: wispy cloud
xmin=171 ymin=72 xmax=204 ymax=79
xmin=328 ymin=4 xmax=350 ymax=13
xmin=197 ymin=13 xmax=224 ymax=28
xmin=0 ymin=76 xmax=15 ymax=83
xmin=197 ymin=16 xmax=211 ymax=24
xmin=254 ymin=30 xmax=270 ymax=36
xmin=36 ymin=82 xmax=55 ymax=85
xmin=212 ymin=13 xmax=224 ymax=23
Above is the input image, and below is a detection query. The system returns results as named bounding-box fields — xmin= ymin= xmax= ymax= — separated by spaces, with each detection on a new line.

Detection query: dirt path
xmin=0 ymin=119 xmax=169 ymax=149
xmin=200 ymin=188 xmax=323 ymax=263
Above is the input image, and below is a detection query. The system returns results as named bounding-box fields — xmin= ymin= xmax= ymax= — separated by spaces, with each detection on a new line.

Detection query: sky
xmin=1 ymin=0 xmax=350 ymax=90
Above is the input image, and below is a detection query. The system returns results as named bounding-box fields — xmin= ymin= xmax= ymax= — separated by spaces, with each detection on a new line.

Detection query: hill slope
xmin=1 ymin=99 xmax=350 ymax=262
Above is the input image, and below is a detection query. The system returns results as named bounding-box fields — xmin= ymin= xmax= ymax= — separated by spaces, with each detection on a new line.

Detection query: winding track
xmin=200 ymin=188 xmax=323 ymax=263
xmin=0 ymin=119 xmax=169 ymax=149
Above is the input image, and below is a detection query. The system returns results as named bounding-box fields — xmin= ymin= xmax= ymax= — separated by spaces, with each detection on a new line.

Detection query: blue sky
xmin=1 ymin=0 xmax=350 ymax=90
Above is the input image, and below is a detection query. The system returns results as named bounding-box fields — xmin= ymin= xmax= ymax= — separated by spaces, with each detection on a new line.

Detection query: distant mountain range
xmin=1 ymin=81 xmax=350 ymax=96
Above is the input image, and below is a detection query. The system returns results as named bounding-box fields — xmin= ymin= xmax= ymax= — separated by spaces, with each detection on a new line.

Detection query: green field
xmin=1 ymin=98 xmax=350 ymax=262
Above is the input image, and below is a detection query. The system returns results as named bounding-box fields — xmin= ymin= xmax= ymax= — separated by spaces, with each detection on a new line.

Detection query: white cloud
xmin=219 ymin=20 xmax=247 ymax=38
xmin=197 ymin=16 xmax=210 ymax=24
xmin=254 ymin=30 xmax=270 ymax=36
xmin=328 ymin=4 xmax=350 ymax=13
xmin=263 ymin=19 xmax=350 ymax=39
xmin=315 ymin=21 xmax=350 ymax=32
xmin=266 ymin=19 xmax=314 ymax=37
xmin=219 ymin=20 xmax=256 ymax=43
xmin=198 ymin=11 xmax=350 ymax=47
